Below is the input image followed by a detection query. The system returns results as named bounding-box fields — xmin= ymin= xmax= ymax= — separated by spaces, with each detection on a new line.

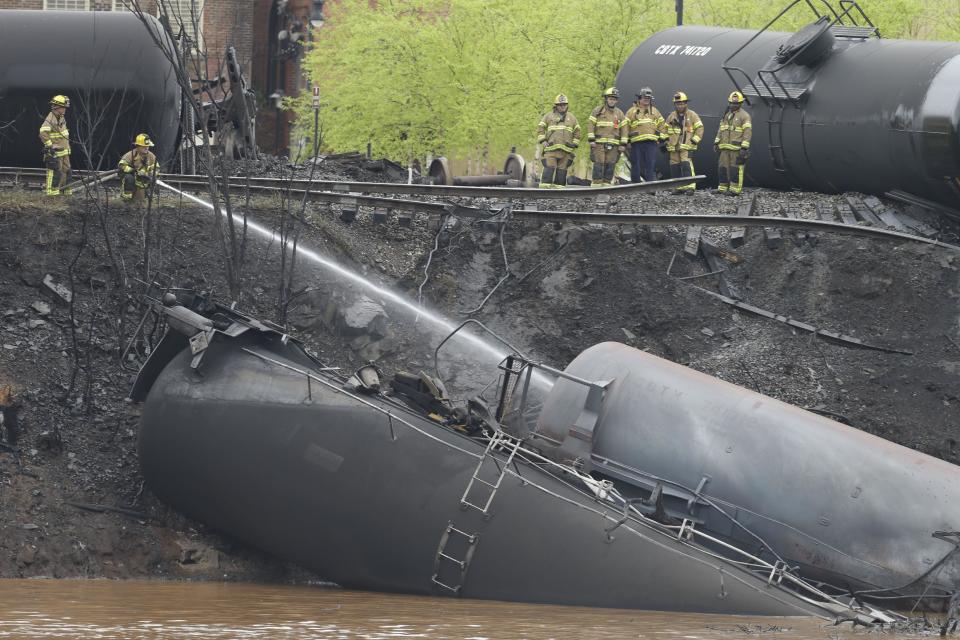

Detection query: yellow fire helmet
xmin=554 ymin=94 xmax=569 ymax=105
xmin=673 ymin=91 xmax=689 ymax=103
xmin=134 ymin=133 xmax=155 ymax=148
xmin=602 ymin=87 xmax=621 ymax=99
xmin=728 ymin=91 xmax=746 ymax=104
xmin=50 ymin=95 xmax=70 ymax=108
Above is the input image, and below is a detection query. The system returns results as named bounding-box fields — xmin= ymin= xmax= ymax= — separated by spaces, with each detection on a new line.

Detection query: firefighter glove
xmin=738 ymin=147 xmax=750 ymax=163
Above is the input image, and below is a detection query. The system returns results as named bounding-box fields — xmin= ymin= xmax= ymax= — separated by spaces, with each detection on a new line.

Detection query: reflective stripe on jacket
xmin=714 ymin=108 xmax=752 ymax=150
xmin=118 ymin=149 xmax=158 ymax=177
xmin=39 ymin=112 xmax=70 ymax=157
xmin=664 ymin=108 xmax=703 ymax=152
xmin=587 ymin=105 xmax=627 ymax=146
xmin=537 ymin=110 xmax=581 ymax=153
xmin=625 ymin=104 xmax=665 ymax=143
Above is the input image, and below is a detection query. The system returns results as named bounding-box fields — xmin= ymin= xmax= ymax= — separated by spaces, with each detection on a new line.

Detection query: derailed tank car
xmin=0 ymin=11 xmax=180 ymax=169
xmin=132 ymin=296 xmax=899 ymax=622
xmin=616 ymin=5 xmax=960 ymax=205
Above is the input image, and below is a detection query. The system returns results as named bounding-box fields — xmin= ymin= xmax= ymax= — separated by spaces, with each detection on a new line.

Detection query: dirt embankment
xmin=1 ymin=179 xmax=958 ymax=581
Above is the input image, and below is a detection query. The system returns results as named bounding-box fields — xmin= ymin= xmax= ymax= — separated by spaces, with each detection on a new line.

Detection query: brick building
xmin=0 ymin=0 xmax=324 ymax=156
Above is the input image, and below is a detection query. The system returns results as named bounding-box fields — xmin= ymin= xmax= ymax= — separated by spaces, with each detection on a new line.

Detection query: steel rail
xmin=0 ymin=165 xmax=703 ymax=199
xmin=512 ymin=212 xmax=960 ymax=250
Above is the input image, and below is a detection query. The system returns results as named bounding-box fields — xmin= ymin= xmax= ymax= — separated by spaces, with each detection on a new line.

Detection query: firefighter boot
xmin=553 ymin=168 xmax=567 ymax=188
xmin=539 ymin=165 xmax=556 ymax=189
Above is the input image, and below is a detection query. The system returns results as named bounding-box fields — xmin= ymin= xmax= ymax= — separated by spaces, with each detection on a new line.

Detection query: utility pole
xmin=676 ymin=0 xmax=684 ymax=26
xmin=312 ymin=85 xmax=321 ymax=157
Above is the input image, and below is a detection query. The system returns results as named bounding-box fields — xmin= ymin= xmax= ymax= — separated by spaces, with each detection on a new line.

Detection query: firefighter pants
xmin=121 ymin=173 xmax=154 ymax=203
xmin=717 ymin=149 xmax=745 ymax=194
xmin=629 ymin=141 xmax=657 ymax=183
xmin=668 ymin=149 xmax=696 ymax=192
xmin=45 ymin=155 xmax=71 ymax=196
xmin=591 ymin=144 xmax=620 ymax=186
xmin=540 ymin=149 xmax=573 ymax=188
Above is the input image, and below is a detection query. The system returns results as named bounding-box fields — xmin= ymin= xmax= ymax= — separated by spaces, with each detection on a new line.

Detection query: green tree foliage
xmin=298 ymin=0 xmax=960 ymax=165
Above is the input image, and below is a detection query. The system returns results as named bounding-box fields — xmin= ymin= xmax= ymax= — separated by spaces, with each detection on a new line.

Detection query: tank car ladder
xmin=431 ymin=521 xmax=479 ymax=594
xmin=767 ymin=102 xmax=788 ymax=174
xmin=460 ymin=430 xmax=523 ymax=515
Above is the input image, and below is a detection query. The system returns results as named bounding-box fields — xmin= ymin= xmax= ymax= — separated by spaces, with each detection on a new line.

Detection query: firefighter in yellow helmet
xmin=662 ymin=91 xmax=703 ymax=194
xmin=39 ymin=95 xmax=72 ymax=196
xmin=713 ymin=91 xmax=752 ymax=195
xmin=118 ymin=133 xmax=158 ymax=204
xmin=587 ymin=87 xmax=628 ymax=186
xmin=536 ymin=94 xmax=581 ymax=188
xmin=625 ymin=87 xmax=665 ymax=182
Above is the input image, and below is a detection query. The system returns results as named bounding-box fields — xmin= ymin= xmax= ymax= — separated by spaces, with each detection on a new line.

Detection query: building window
xmin=160 ymin=0 xmax=204 ymax=49
xmin=112 ymin=0 xmax=132 ymax=9
xmin=44 ymin=0 xmax=90 ymax=9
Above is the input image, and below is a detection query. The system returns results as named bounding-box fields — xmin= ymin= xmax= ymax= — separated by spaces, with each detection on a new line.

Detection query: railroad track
xmin=2 ymin=166 xmax=954 ymax=250
xmin=0 ymin=166 xmax=701 ymax=200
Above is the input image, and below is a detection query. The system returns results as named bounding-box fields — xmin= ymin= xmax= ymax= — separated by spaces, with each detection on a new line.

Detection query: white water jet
xmin=156 ymin=181 xmax=552 ymax=391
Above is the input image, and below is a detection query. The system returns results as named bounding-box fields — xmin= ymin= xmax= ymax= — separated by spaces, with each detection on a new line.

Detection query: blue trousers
xmin=629 ymin=141 xmax=657 ymax=182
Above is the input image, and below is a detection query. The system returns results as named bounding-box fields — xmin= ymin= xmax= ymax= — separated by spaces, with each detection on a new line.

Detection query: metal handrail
xmin=483 ymin=429 xmax=900 ymax=624
xmin=722 ymin=0 xmax=878 ymax=107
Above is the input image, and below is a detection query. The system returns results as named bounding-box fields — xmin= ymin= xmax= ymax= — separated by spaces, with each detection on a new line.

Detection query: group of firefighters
xmin=39 ymin=94 xmax=158 ymax=203
xmin=537 ymin=87 xmax=752 ymax=194
xmin=40 ymin=89 xmax=750 ymax=201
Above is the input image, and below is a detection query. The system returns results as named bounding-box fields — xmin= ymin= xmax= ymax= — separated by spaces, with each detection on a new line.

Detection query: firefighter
xmin=118 ymin=133 xmax=158 ymax=204
xmin=662 ymin=91 xmax=703 ymax=195
xmin=625 ymin=87 xmax=665 ymax=183
xmin=587 ymin=87 xmax=628 ymax=186
xmin=714 ymin=91 xmax=752 ymax=195
xmin=537 ymin=94 xmax=581 ymax=188
xmin=38 ymin=95 xmax=72 ymax=196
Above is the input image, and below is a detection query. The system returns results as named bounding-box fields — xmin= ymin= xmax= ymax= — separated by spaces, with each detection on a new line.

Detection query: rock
xmin=701 ymin=327 xmax=715 ymax=337
xmin=350 ymin=334 xmax=372 ymax=351
xmin=176 ymin=538 xmax=220 ymax=572
xmin=338 ymin=296 xmax=388 ymax=338
xmin=28 ymin=320 xmax=48 ymax=330
xmin=16 ymin=545 xmax=36 ymax=566
xmin=621 ymin=327 xmax=637 ymax=342
xmin=22 ymin=523 xmax=39 ymax=530
xmin=31 ymin=301 xmax=51 ymax=316
xmin=555 ymin=226 xmax=583 ymax=249
xmin=42 ymin=274 xmax=72 ymax=306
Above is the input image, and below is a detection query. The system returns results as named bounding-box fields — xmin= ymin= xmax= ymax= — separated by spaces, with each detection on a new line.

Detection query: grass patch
xmin=0 ymin=187 xmax=72 ymax=214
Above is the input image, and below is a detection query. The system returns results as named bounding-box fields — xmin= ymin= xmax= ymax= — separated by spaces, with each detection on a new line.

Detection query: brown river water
xmin=0 ymin=579 xmax=940 ymax=639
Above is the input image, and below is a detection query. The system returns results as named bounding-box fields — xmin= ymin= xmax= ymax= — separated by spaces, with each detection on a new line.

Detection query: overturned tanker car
xmin=133 ymin=294 xmax=926 ymax=620
xmin=616 ymin=0 xmax=960 ymax=206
